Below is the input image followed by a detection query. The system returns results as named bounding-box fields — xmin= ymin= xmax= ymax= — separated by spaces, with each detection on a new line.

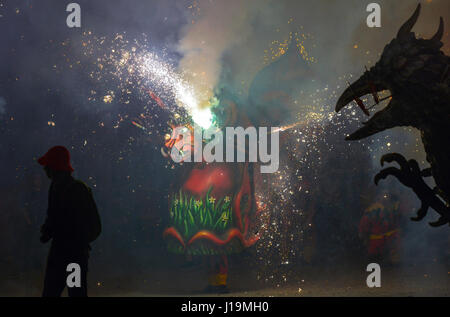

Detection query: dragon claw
xmin=380 ymin=153 xmax=409 ymax=170
xmin=410 ymin=202 xmax=429 ymax=221
xmin=374 ymin=167 xmax=403 ymax=185
xmin=375 ymin=152 xmax=450 ymax=227
xmin=429 ymin=216 xmax=449 ymax=227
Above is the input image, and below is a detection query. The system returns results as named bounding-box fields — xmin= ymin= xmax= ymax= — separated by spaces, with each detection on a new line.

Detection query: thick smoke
xmin=177 ymin=0 xmax=449 ymax=98
xmin=176 ymin=0 xmax=258 ymax=109
xmin=177 ymin=0 xmax=449 ymax=162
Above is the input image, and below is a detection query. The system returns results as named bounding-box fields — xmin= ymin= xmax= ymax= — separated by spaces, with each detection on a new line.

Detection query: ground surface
xmin=2 ymin=257 xmax=448 ymax=296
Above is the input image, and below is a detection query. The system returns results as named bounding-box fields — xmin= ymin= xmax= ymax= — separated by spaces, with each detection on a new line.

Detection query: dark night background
xmin=0 ymin=0 xmax=448 ymax=296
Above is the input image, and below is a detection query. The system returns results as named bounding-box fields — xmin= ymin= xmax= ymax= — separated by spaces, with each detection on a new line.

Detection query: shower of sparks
xmin=80 ymin=31 xmax=212 ymax=129
xmin=249 ymin=22 xmax=425 ymax=287
xmin=263 ymin=23 xmax=316 ymax=65
xmin=138 ymin=51 xmax=212 ymax=128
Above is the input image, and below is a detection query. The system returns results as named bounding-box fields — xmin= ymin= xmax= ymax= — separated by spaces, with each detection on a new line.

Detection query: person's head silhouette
xmin=38 ymin=146 xmax=74 ymax=179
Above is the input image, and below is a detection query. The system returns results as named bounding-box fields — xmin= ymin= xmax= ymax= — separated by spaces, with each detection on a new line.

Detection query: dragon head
xmin=335 ymin=4 xmax=446 ymax=140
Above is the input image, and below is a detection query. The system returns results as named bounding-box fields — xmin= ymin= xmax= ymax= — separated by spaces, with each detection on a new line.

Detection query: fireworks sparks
xmin=77 ymin=27 xmax=399 ymax=287
xmin=264 ymin=23 xmax=316 ymax=65
xmin=81 ymin=31 xmax=213 ymax=129
xmin=103 ymin=94 xmax=114 ymax=103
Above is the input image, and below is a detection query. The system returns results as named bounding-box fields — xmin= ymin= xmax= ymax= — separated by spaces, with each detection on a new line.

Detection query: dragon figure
xmin=335 ymin=4 xmax=450 ymax=227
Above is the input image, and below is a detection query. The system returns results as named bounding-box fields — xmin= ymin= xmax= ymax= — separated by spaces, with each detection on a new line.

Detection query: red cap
xmin=38 ymin=146 xmax=74 ymax=172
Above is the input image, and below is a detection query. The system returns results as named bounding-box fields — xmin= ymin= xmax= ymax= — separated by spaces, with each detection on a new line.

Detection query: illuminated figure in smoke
xmin=359 ymin=193 xmax=403 ymax=264
xmin=162 ymin=41 xmax=314 ymax=292
xmin=163 ymin=99 xmax=262 ymax=293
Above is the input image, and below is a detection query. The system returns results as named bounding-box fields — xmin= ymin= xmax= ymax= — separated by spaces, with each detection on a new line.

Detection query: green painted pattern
xmin=169 ymin=187 xmax=233 ymax=240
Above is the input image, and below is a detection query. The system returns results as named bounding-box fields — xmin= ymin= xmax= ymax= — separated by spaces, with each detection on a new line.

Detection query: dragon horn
xmin=397 ymin=4 xmax=421 ymax=39
xmin=430 ymin=17 xmax=444 ymax=42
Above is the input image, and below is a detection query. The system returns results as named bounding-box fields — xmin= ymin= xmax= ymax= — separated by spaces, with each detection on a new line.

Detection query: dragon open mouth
xmin=335 ymin=77 xmax=398 ymax=140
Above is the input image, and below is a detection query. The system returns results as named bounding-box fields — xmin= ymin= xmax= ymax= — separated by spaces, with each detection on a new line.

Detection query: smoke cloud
xmin=176 ymin=0 xmax=449 ymax=163
xmin=177 ymin=0 xmax=449 ymax=104
xmin=176 ymin=0 xmax=258 ymax=109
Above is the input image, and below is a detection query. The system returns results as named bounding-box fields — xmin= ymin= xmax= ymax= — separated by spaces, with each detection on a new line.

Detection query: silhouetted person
xmin=38 ymin=146 xmax=101 ymax=297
